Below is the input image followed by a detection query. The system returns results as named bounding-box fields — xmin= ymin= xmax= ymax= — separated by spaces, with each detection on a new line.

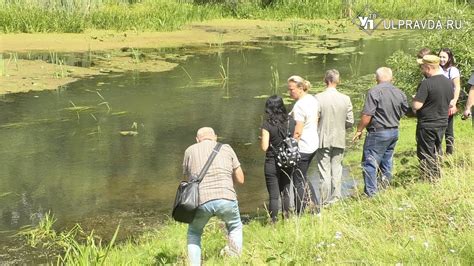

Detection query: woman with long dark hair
xmin=260 ymin=95 xmax=296 ymax=222
xmin=439 ymin=48 xmax=461 ymax=154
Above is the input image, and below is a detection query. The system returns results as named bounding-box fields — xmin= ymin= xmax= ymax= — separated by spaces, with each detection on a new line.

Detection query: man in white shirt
xmin=288 ymin=75 xmax=319 ymax=214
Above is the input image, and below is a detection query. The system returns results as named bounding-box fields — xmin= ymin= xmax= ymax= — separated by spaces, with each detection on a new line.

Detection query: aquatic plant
xmin=88 ymin=113 xmax=102 ymax=136
xmin=46 ymin=51 xmax=68 ymax=78
xmin=65 ymin=100 xmax=92 ymax=120
xmin=219 ymin=56 xmax=230 ymax=99
xmin=349 ymin=52 xmax=362 ymax=78
xmin=15 ymin=210 xmax=121 ymax=265
xmin=130 ymin=48 xmax=142 ymax=64
xmin=49 ymin=51 xmax=56 ymax=64
xmin=57 ymin=225 xmax=120 ymax=266
xmin=120 ymin=122 xmax=139 ymax=136
xmin=88 ymin=45 xmax=93 ymax=67
xmin=15 ymin=211 xmax=57 ymax=248
xmin=289 ymin=20 xmax=301 ymax=39
xmin=54 ymin=60 xmax=66 ymax=78
xmin=180 ymin=66 xmax=193 ymax=81
xmin=270 ymin=65 xmax=279 ymax=95
xmin=0 ymin=191 xmax=12 ymax=198
xmin=96 ymin=91 xmax=111 ymax=113
xmin=218 ymin=56 xmax=229 ymax=83
xmin=216 ymin=33 xmax=224 ymax=48
xmin=7 ymin=52 xmax=19 ymax=71
xmin=0 ymin=54 xmax=5 ymax=76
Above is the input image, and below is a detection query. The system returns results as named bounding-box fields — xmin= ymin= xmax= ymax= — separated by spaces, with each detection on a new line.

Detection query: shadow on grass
xmin=393 ymin=149 xmax=419 ymax=187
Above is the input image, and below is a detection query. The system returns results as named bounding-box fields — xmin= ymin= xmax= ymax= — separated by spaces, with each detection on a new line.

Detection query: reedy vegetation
xmin=0 ymin=0 xmax=472 ymax=33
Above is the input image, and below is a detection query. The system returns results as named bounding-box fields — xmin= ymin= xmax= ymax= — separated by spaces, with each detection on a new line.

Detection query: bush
xmin=386 ymin=50 xmax=422 ymax=96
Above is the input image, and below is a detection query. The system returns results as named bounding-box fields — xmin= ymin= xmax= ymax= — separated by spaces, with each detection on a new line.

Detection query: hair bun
xmin=303 ymin=80 xmax=311 ymax=91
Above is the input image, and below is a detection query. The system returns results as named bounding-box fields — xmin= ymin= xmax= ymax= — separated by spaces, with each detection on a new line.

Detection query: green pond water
xmin=0 ymin=36 xmax=413 ymax=244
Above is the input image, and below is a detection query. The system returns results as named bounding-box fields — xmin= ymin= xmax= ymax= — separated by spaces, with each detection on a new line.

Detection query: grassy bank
xmin=1 ymin=0 xmax=471 ymax=33
xmin=19 ymin=117 xmax=471 ymax=265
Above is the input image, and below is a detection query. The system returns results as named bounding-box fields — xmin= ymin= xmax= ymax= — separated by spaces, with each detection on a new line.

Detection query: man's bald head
xmin=196 ymin=127 xmax=217 ymax=142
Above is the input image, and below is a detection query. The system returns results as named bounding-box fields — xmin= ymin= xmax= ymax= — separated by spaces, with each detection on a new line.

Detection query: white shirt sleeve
xmin=449 ymin=67 xmax=461 ymax=80
xmin=292 ymin=102 xmax=306 ymax=123
xmin=313 ymin=96 xmax=320 ymax=121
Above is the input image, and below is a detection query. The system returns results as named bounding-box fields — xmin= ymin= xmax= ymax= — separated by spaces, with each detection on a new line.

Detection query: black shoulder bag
xmin=172 ymin=143 xmax=223 ymax=223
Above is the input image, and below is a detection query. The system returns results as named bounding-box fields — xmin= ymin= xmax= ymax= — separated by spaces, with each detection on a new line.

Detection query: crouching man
xmin=182 ymin=127 xmax=245 ymax=265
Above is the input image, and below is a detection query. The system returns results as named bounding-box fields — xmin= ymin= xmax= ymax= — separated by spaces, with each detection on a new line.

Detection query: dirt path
xmin=0 ymin=19 xmax=386 ymax=95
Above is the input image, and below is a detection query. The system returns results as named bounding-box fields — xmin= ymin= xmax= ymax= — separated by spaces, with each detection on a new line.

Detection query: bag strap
xmin=285 ymin=118 xmax=291 ymax=137
xmin=269 ymin=119 xmax=291 ymax=150
xmin=276 ymin=119 xmax=291 ymax=139
xmin=196 ymin=143 xmax=223 ymax=183
xmin=270 ymin=117 xmax=290 ymax=150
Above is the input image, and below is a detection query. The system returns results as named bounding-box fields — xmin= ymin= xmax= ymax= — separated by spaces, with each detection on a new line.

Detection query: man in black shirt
xmin=413 ymin=55 xmax=454 ymax=181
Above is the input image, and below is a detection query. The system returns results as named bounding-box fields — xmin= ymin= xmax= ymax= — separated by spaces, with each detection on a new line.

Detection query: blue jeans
xmin=187 ymin=199 xmax=242 ymax=266
xmin=361 ymin=129 xmax=399 ymax=197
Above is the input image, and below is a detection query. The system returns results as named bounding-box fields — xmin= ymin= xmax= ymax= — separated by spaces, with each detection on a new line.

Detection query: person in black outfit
xmin=260 ymin=95 xmax=296 ymax=222
xmin=413 ymin=55 xmax=454 ymax=181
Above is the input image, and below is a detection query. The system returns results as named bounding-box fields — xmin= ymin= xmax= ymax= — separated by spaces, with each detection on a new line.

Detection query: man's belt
xmin=367 ymin=126 xmax=398 ymax=132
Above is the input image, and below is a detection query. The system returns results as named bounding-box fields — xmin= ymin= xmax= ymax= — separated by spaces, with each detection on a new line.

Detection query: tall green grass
xmin=0 ymin=0 xmax=224 ymax=33
xmin=57 ymin=225 xmax=120 ymax=265
xmin=212 ymin=0 xmax=473 ymax=21
xmin=0 ymin=0 xmax=471 ymax=33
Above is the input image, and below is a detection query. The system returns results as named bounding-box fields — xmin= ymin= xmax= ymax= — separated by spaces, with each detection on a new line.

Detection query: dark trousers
xmin=264 ymin=157 xmax=291 ymax=222
xmin=445 ymin=115 xmax=454 ymax=154
xmin=416 ymin=126 xmax=446 ymax=181
xmin=293 ymin=152 xmax=318 ymax=214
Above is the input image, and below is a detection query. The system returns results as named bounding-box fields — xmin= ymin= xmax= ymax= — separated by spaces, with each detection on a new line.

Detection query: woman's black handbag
xmin=172 ymin=143 xmax=223 ymax=223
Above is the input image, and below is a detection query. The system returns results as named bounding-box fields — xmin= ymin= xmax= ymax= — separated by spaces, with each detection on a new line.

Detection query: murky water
xmin=0 ymin=36 xmax=412 ymax=243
